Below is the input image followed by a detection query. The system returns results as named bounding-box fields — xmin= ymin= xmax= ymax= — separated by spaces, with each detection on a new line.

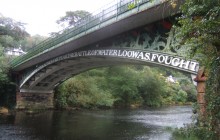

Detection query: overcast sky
xmin=0 ymin=0 xmax=115 ymax=36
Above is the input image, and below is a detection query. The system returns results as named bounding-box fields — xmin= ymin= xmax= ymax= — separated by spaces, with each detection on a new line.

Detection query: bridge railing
xmin=10 ymin=0 xmax=158 ymax=68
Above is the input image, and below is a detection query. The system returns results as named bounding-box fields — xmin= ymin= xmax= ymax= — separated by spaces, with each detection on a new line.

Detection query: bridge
xmin=10 ymin=0 xmax=204 ymax=109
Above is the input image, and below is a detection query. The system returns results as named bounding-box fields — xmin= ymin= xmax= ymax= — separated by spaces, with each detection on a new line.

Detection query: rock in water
xmin=0 ymin=107 xmax=9 ymax=114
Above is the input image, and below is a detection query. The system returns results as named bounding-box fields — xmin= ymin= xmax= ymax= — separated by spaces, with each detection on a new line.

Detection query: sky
xmin=0 ymin=0 xmax=115 ymax=36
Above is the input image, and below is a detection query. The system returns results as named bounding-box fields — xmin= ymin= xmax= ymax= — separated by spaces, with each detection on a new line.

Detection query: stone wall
xmin=16 ymin=92 xmax=54 ymax=109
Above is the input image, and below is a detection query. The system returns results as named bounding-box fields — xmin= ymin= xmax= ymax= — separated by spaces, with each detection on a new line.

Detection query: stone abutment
xmin=16 ymin=92 xmax=54 ymax=110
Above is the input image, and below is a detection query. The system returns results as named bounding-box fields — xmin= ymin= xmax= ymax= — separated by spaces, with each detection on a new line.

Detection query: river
xmin=0 ymin=105 xmax=194 ymax=140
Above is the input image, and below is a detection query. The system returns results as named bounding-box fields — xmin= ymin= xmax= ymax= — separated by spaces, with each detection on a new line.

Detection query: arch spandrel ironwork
xmin=84 ymin=20 xmax=185 ymax=55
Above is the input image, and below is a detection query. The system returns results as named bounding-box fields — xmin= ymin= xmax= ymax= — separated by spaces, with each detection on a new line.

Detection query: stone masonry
xmin=16 ymin=92 xmax=54 ymax=109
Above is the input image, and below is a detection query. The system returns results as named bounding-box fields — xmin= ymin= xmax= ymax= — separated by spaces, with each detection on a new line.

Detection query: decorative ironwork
xmin=19 ymin=48 xmax=199 ymax=90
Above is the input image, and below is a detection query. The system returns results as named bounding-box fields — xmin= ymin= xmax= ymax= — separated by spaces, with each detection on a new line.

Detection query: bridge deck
xmin=11 ymin=0 xmax=182 ymax=71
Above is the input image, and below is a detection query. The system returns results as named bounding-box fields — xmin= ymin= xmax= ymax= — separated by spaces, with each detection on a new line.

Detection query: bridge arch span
xmin=19 ymin=48 xmax=199 ymax=93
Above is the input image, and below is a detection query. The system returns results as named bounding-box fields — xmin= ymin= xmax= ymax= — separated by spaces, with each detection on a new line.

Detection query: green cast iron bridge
xmin=10 ymin=0 xmax=199 ymax=95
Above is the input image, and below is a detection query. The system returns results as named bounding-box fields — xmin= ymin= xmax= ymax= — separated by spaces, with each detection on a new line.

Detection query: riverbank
xmin=1 ymin=103 xmax=194 ymax=116
xmin=55 ymin=102 xmax=195 ymax=111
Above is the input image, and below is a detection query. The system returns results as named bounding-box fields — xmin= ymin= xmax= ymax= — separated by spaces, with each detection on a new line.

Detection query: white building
xmin=5 ymin=47 xmax=26 ymax=56
xmin=166 ymin=75 xmax=176 ymax=83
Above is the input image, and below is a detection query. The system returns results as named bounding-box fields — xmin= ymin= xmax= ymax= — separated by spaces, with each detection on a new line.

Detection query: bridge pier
xmin=16 ymin=91 xmax=54 ymax=110
xmin=194 ymin=67 xmax=207 ymax=120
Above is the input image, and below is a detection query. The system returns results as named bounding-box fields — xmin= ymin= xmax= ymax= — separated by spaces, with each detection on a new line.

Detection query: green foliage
xmin=55 ymin=72 xmax=115 ymax=109
xmin=0 ymin=82 xmax=16 ymax=108
xmin=55 ymin=66 xmax=196 ymax=109
xmin=0 ymin=35 xmax=19 ymax=49
xmin=128 ymin=0 xmax=140 ymax=10
xmin=20 ymin=35 xmax=47 ymax=51
xmin=173 ymin=0 xmax=220 ymax=138
xmin=0 ymin=15 xmax=29 ymax=108
xmin=179 ymin=79 xmax=197 ymax=102
xmin=174 ymin=0 xmax=220 ymax=64
xmin=174 ymin=90 xmax=187 ymax=103
xmin=172 ymin=122 xmax=220 ymax=140
xmin=106 ymin=66 xmax=141 ymax=106
xmin=56 ymin=10 xmax=91 ymax=29
xmin=0 ymin=15 xmax=29 ymax=41
xmin=0 ymin=46 xmax=16 ymax=108
xmin=0 ymin=46 xmax=9 ymax=83
xmin=0 ymin=14 xmax=27 ymax=83
xmin=204 ymin=58 xmax=220 ymax=139
xmin=172 ymin=124 xmax=202 ymax=140
xmin=137 ymin=67 xmax=165 ymax=107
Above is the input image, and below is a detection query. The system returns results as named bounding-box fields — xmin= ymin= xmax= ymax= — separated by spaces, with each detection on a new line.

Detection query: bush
xmin=174 ymin=90 xmax=188 ymax=103
xmin=55 ymin=66 xmax=197 ymax=109
xmin=55 ymin=74 xmax=115 ymax=109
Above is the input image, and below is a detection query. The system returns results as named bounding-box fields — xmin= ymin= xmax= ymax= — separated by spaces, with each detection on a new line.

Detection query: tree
xmin=0 ymin=15 xmax=29 ymax=108
xmin=20 ymin=35 xmax=47 ymax=51
xmin=174 ymin=0 xmax=220 ymax=138
xmin=55 ymin=73 xmax=115 ymax=109
xmin=137 ymin=67 xmax=165 ymax=107
xmin=0 ymin=45 xmax=9 ymax=82
xmin=0 ymin=14 xmax=29 ymax=79
xmin=0 ymin=35 xmax=19 ymax=49
xmin=174 ymin=0 xmax=220 ymax=63
xmin=106 ymin=66 xmax=141 ymax=106
xmin=0 ymin=14 xmax=29 ymax=51
xmin=0 ymin=14 xmax=29 ymax=41
xmin=56 ymin=10 xmax=91 ymax=29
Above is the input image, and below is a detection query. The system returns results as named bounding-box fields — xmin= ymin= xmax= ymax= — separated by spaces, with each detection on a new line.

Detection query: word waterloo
xmin=42 ymin=49 xmax=199 ymax=73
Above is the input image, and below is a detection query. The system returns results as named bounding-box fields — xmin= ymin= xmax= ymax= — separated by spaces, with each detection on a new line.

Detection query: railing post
xmin=137 ymin=0 xmax=141 ymax=11
xmin=117 ymin=0 xmax=122 ymax=16
xmin=100 ymin=10 xmax=105 ymax=26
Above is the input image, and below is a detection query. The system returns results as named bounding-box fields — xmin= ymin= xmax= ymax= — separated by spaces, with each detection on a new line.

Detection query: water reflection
xmin=0 ymin=106 xmax=193 ymax=140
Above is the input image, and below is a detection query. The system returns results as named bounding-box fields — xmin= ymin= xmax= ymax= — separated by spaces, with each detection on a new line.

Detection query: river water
xmin=0 ymin=106 xmax=194 ymax=140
